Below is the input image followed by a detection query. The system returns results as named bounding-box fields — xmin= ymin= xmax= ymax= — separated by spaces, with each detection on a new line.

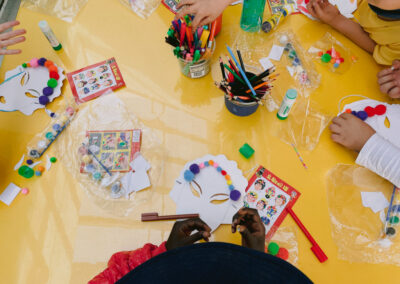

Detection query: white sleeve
xmin=356 ymin=134 xmax=400 ymax=188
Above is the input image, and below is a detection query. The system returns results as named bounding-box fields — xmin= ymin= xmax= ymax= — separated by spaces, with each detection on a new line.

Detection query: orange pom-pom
xmin=345 ymin=109 xmax=352 ymax=113
xmin=44 ymin=60 xmax=54 ymax=68
xmin=225 ymin=175 xmax=230 ymax=180
xmin=208 ymin=160 xmax=214 ymax=166
xmin=48 ymin=65 xmax=58 ymax=73
xmin=37 ymin=165 xmax=45 ymax=172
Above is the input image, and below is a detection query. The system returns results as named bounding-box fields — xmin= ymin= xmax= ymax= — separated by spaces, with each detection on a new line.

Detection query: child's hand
xmin=377 ymin=60 xmax=400 ymax=99
xmin=0 ymin=20 xmax=26 ymax=55
xmin=175 ymin=0 xmax=230 ymax=30
xmin=330 ymin=113 xmax=376 ymax=152
xmin=307 ymin=0 xmax=341 ymax=25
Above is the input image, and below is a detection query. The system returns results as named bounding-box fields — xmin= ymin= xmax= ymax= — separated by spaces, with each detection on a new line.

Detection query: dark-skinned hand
xmin=231 ymin=208 xmax=265 ymax=252
xmin=165 ymin=217 xmax=211 ymax=251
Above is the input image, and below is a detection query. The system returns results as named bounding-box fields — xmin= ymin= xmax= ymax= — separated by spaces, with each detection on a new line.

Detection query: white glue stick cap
xmin=38 ymin=20 xmax=50 ymax=32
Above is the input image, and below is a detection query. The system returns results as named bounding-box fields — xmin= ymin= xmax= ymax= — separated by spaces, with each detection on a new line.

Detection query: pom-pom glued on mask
xmin=0 ymin=59 xmax=65 ymax=115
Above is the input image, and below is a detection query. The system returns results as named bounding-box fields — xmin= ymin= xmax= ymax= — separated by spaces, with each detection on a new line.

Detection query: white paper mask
xmin=341 ymin=98 xmax=400 ymax=148
xmin=0 ymin=63 xmax=65 ymax=115
xmin=297 ymin=0 xmax=357 ymax=19
xmin=170 ymin=154 xmax=248 ymax=232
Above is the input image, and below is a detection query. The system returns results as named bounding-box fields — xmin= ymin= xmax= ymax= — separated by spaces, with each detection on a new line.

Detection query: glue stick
xmin=262 ymin=4 xmax=294 ymax=33
xmin=277 ymin=89 xmax=297 ymax=120
xmin=38 ymin=21 xmax=62 ymax=51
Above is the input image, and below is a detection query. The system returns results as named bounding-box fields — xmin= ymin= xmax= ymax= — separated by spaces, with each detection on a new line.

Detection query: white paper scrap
xmin=268 ymin=45 xmax=285 ymax=61
xmin=259 ymin=58 xmax=274 ymax=71
xmin=130 ymin=153 xmax=151 ymax=172
xmin=0 ymin=183 xmax=21 ymax=206
xmin=361 ymin=191 xmax=389 ymax=213
xmin=14 ymin=154 xmax=25 ymax=171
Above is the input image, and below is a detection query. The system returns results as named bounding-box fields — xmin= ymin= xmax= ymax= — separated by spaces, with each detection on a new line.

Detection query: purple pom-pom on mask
xmin=39 ymin=95 xmax=49 ymax=105
xmin=43 ymin=87 xmax=54 ymax=96
xmin=230 ymin=190 xmax=241 ymax=201
xmin=189 ymin=163 xmax=200 ymax=174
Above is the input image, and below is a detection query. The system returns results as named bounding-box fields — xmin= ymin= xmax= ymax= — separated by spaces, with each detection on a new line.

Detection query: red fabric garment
xmin=88 ymin=242 xmax=167 ymax=284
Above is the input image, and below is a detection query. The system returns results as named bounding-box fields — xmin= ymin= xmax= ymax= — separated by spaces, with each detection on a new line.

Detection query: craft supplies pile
xmin=3 ymin=0 xmax=400 ymax=282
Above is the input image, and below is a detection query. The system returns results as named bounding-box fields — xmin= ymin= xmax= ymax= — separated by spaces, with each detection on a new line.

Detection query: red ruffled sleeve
xmin=88 ymin=242 xmax=167 ymax=284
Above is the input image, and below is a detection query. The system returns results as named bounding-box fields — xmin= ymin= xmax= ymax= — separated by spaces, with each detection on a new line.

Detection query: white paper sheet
xmin=0 ymin=183 xmax=21 ymax=206
xmin=268 ymin=45 xmax=285 ymax=61
xmin=361 ymin=191 xmax=389 ymax=213
xmin=259 ymin=57 xmax=274 ymax=71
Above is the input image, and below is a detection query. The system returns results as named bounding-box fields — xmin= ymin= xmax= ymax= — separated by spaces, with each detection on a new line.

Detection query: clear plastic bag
xmin=308 ymin=32 xmax=355 ymax=74
xmin=22 ymin=0 xmax=88 ymax=22
xmin=120 ymin=0 xmax=161 ymax=19
xmin=268 ymin=225 xmax=299 ymax=265
xmin=57 ymin=93 xmax=165 ymax=216
xmin=326 ymin=164 xmax=400 ymax=265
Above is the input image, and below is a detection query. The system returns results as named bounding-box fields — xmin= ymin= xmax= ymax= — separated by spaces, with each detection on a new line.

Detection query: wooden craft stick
xmin=141 ymin=212 xmax=199 ymax=222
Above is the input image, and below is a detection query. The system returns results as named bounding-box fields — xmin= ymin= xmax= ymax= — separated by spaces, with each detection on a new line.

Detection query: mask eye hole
xmin=25 ymin=92 xmax=36 ymax=98
xmin=0 ymin=96 xmax=5 ymax=104
xmin=209 ymin=193 xmax=229 ymax=205
xmin=20 ymin=72 xmax=29 ymax=86
xmin=384 ymin=116 xmax=390 ymax=128
xmin=190 ymin=180 xmax=201 ymax=198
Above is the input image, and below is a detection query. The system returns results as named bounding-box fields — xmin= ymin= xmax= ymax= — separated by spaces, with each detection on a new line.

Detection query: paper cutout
xmin=0 ymin=183 xmax=21 ymax=206
xmin=245 ymin=166 xmax=300 ymax=240
xmin=259 ymin=58 xmax=274 ymax=71
xmin=268 ymin=45 xmax=285 ymax=61
xmin=341 ymin=99 xmax=400 ymax=149
xmin=361 ymin=191 xmax=389 ymax=213
xmin=170 ymin=154 xmax=248 ymax=232
xmin=0 ymin=63 xmax=65 ymax=115
xmin=46 ymin=155 xmax=52 ymax=171
xmin=120 ymin=153 xmax=151 ymax=198
xmin=14 ymin=154 xmax=25 ymax=170
xmin=297 ymin=0 xmax=357 ymax=19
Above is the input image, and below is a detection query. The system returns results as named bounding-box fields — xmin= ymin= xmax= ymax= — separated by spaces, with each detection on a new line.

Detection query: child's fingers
xmin=392 ymin=59 xmax=400 ymax=70
xmin=0 ymin=36 xmax=25 ymax=48
xmin=0 ymin=29 xmax=26 ymax=41
xmin=306 ymin=2 xmax=317 ymax=18
xmin=176 ymin=0 xmax=195 ymax=9
xmin=0 ymin=48 xmax=21 ymax=55
xmin=192 ymin=14 xmax=208 ymax=30
xmin=197 ymin=16 xmax=213 ymax=29
xmin=0 ymin=20 xmax=20 ymax=33
xmin=313 ymin=0 xmax=325 ymax=16
xmin=332 ymin=115 xmax=346 ymax=126
xmin=331 ymin=133 xmax=345 ymax=145
xmin=175 ymin=4 xmax=197 ymax=20
xmin=380 ymin=81 xmax=397 ymax=94
xmin=388 ymin=87 xmax=400 ymax=99
xmin=329 ymin=123 xmax=342 ymax=134
xmin=377 ymin=68 xmax=393 ymax=79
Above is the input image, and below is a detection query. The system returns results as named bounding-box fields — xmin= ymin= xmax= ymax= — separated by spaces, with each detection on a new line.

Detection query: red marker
xmin=286 ymin=207 xmax=328 ymax=263
xmin=180 ymin=22 xmax=186 ymax=47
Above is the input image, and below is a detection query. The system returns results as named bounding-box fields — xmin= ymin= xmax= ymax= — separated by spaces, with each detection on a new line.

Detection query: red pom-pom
xmin=318 ymin=51 xmax=323 ymax=57
xmin=364 ymin=106 xmax=375 ymax=117
xmin=221 ymin=170 xmax=227 ymax=176
xmin=50 ymin=71 xmax=60 ymax=80
xmin=277 ymin=247 xmax=289 ymax=260
xmin=339 ymin=57 xmax=344 ymax=63
xmin=326 ymin=50 xmax=332 ymax=55
xmin=345 ymin=109 xmax=352 ymax=114
xmin=375 ymin=104 xmax=386 ymax=115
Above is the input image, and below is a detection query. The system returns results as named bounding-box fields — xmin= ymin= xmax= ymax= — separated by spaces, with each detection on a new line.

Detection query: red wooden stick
xmin=141 ymin=212 xmax=199 ymax=222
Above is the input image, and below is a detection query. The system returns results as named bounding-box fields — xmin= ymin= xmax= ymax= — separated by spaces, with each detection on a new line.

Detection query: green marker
xmin=277 ymin=89 xmax=297 ymax=120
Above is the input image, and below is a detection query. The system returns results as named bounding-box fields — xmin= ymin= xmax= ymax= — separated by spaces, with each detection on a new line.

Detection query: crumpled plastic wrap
xmin=22 ymin=0 xmax=88 ymax=22
xmin=326 ymin=164 xmax=400 ymax=265
xmin=57 ymin=93 xmax=165 ymax=216
xmin=308 ymin=32 xmax=355 ymax=74
xmin=268 ymin=226 xmax=299 ymax=265
xmin=120 ymin=0 xmax=161 ymax=19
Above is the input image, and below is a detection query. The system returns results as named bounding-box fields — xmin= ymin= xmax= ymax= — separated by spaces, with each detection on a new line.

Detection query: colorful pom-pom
xmin=43 ymin=87 xmax=54 ymax=96
xmin=189 ymin=164 xmax=200 ymax=174
xmin=50 ymin=71 xmax=60 ymax=80
xmin=317 ymin=51 xmax=323 ymax=57
xmin=345 ymin=109 xmax=352 ymax=114
xmin=47 ymin=78 xmax=58 ymax=88
xmin=26 ymin=159 xmax=33 ymax=165
xmin=356 ymin=111 xmax=368 ymax=121
xmin=221 ymin=170 xmax=227 ymax=176
xmin=229 ymin=185 xmax=234 ymax=191
xmin=38 ymin=57 xmax=47 ymax=66
xmin=268 ymin=242 xmax=280 ymax=256
xmin=44 ymin=60 xmax=54 ymax=68
xmin=213 ymin=162 xmax=219 ymax=168
xmin=227 ymin=180 xmax=232 ymax=185
xmin=277 ymin=247 xmax=289 ymax=260
xmin=184 ymin=170 xmax=195 ymax=182
xmin=48 ymin=65 xmax=58 ymax=73
xmin=204 ymin=161 xmax=209 ymax=166
xmin=39 ymin=95 xmax=50 ymax=105
xmin=230 ymin=190 xmax=241 ymax=201
xmin=364 ymin=106 xmax=375 ymax=117
xmin=35 ymin=170 xmax=42 ymax=176
xmin=50 ymin=157 xmax=57 ymax=163
xmin=225 ymin=175 xmax=231 ymax=180
xmin=37 ymin=165 xmax=45 ymax=172
xmin=351 ymin=111 xmax=357 ymax=116
xmin=216 ymin=166 xmax=222 ymax=172
xmin=21 ymin=188 xmax=29 ymax=195
xmin=375 ymin=104 xmax=386 ymax=115
xmin=208 ymin=160 xmax=214 ymax=166
xmin=199 ymin=163 xmax=205 ymax=169
xmin=22 ymin=63 xmax=27 ymax=68
xmin=333 ymin=63 xmax=339 ymax=68
xmin=30 ymin=58 xmax=39 ymax=68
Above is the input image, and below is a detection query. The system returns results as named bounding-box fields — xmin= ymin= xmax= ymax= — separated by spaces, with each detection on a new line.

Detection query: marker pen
xmin=38 ymin=20 xmax=62 ymax=51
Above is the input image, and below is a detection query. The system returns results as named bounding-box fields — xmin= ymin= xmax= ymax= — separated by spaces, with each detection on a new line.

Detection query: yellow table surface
xmin=1 ymin=0 xmax=399 ymax=283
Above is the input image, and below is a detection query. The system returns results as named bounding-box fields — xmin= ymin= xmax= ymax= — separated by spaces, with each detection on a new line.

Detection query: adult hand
xmin=0 ymin=20 xmax=26 ymax=55
xmin=175 ymin=0 xmax=230 ymax=30
xmin=377 ymin=60 xmax=400 ymax=99
xmin=231 ymin=208 xmax=265 ymax=252
xmin=165 ymin=217 xmax=211 ymax=250
xmin=307 ymin=0 xmax=341 ymax=25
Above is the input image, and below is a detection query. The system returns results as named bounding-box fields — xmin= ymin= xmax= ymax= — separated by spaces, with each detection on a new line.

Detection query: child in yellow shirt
xmin=307 ymin=0 xmax=400 ymax=65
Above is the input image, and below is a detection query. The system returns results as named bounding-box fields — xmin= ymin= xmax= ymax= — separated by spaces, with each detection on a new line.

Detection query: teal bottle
xmin=240 ymin=0 xmax=267 ymax=32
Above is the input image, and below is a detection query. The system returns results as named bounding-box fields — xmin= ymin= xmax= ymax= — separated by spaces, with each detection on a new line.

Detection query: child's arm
xmin=175 ymin=0 xmax=234 ymax=30
xmin=307 ymin=0 xmax=376 ymax=53
xmin=356 ymin=134 xmax=400 ymax=188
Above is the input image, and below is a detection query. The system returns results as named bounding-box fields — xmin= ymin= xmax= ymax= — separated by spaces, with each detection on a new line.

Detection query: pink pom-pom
xmin=199 ymin=163 xmax=205 ymax=169
xmin=213 ymin=163 xmax=219 ymax=168
xmin=30 ymin=58 xmax=39 ymax=68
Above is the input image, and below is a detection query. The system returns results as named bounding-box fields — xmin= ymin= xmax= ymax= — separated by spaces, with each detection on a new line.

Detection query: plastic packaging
xmin=268 ymin=226 xmax=299 ymax=265
xmin=308 ymin=32 xmax=355 ymax=74
xmin=22 ymin=0 xmax=88 ymax=22
xmin=240 ymin=0 xmax=267 ymax=32
xmin=120 ymin=0 xmax=161 ymax=19
xmin=57 ymin=93 xmax=165 ymax=216
xmin=38 ymin=21 xmax=62 ymax=51
xmin=326 ymin=164 xmax=400 ymax=265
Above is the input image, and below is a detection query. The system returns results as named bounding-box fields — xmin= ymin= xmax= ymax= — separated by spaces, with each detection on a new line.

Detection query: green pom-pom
xmin=18 ymin=165 xmax=34 ymax=178
xmin=267 ymin=242 xmax=280 ymax=256
xmin=50 ymin=157 xmax=57 ymax=163
xmin=390 ymin=216 xmax=399 ymax=224
xmin=22 ymin=63 xmax=27 ymax=68
xmin=47 ymin=78 xmax=58 ymax=88
xmin=321 ymin=53 xmax=332 ymax=63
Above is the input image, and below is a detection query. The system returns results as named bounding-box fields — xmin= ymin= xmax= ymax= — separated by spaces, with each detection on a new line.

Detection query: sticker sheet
xmin=81 ymin=129 xmax=141 ymax=173
xmin=244 ymin=166 xmax=300 ymax=240
xmin=161 ymin=0 xmax=181 ymax=14
xmin=67 ymin=57 xmax=125 ymax=104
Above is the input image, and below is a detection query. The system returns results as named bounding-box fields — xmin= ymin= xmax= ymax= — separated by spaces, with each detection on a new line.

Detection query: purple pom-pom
xmin=189 ymin=163 xmax=200 ymax=174
xmin=26 ymin=159 xmax=33 ymax=165
xmin=230 ymin=190 xmax=241 ymax=201
xmin=43 ymin=87 xmax=54 ymax=96
xmin=356 ymin=111 xmax=368 ymax=121
xmin=39 ymin=95 xmax=49 ymax=105
xmin=38 ymin=57 xmax=47 ymax=66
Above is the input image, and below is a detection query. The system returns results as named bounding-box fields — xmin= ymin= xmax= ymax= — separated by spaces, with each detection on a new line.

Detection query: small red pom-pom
xmin=221 ymin=170 xmax=227 ymax=176
xmin=326 ymin=50 xmax=332 ymax=55
xmin=345 ymin=109 xmax=352 ymax=113
xmin=277 ymin=247 xmax=289 ymax=260
xmin=375 ymin=104 xmax=386 ymax=115
xmin=364 ymin=106 xmax=375 ymax=117
xmin=318 ymin=51 xmax=323 ymax=57
xmin=339 ymin=57 xmax=344 ymax=63
xmin=50 ymin=71 xmax=60 ymax=80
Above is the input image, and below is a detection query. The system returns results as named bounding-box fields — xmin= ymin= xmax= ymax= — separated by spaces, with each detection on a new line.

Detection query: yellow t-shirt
xmin=356 ymin=0 xmax=400 ymax=65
